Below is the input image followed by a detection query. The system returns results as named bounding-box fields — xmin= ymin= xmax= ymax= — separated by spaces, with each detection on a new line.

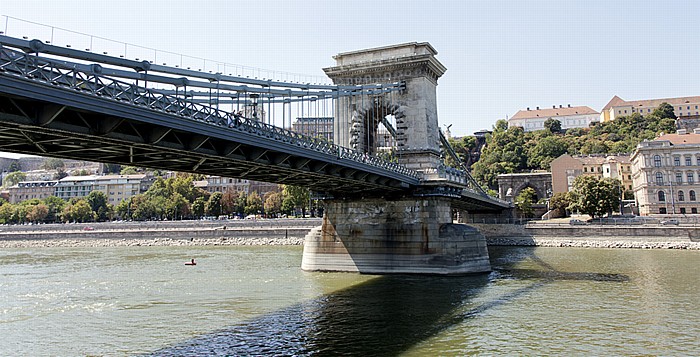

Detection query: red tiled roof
xmin=656 ymin=133 xmax=700 ymax=145
xmin=601 ymin=95 xmax=625 ymax=111
xmin=509 ymin=106 xmax=599 ymax=121
xmin=604 ymin=95 xmax=700 ymax=110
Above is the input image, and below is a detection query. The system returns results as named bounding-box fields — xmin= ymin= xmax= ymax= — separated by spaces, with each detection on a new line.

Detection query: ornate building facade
xmin=632 ymin=130 xmax=700 ymax=215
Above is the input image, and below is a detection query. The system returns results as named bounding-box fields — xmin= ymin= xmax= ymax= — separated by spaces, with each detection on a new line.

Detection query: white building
xmin=508 ymin=105 xmax=599 ymax=132
xmin=632 ymin=129 xmax=700 ymax=215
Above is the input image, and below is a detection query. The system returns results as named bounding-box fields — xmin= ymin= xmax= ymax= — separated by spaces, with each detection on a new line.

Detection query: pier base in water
xmin=301 ymin=198 xmax=491 ymax=275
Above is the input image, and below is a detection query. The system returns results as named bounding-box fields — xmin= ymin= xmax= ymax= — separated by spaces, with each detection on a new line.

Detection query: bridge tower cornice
xmin=323 ymin=42 xmax=447 ymax=86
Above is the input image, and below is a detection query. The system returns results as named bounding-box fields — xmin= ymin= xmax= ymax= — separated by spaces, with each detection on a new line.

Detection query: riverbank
xmin=0 ymin=218 xmax=321 ymax=248
xmin=474 ymin=223 xmax=700 ymax=250
xmin=2 ymin=220 xmax=700 ymax=250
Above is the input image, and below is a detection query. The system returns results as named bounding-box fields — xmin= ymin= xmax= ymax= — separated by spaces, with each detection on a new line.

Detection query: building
xmin=93 ymin=174 xmax=147 ymax=205
xmin=54 ymin=176 xmax=98 ymax=200
xmin=194 ymin=176 xmax=280 ymax=197
xmin=292 ymin=117 xmax=334 ymax=142
xmin=600 ymin=95 xmax=700 ymax=123
xmin=7 ymin=180 xmax=58 ymax=204
xmin=508 ymin=105 xmax=599 ymax=132
xmin=194 ymin=176 xmax=251 ymax=195
xmin=54 ymin=174 xmax=149 ymax=204
xmin=550 ymin=154 xmax=633 ymax=194
xmin=632 ymin=129 xmax=700 ymax=216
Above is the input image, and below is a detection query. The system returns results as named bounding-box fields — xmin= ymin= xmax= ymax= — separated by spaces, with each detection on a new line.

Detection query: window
xmin=648 ymin=109 xmax=651 ymax=113
xmin=693 ymin=208 xmax=698 ymax=214
xmin=687 ymin=157 xmax=692 ymax=166
xmin=606 ymin=168 xmax=610 ymax=173
xmin=660 ymin=207 xmax=667 ymax=214
xmin=677 ymin=172 xmax=683 ymax=183
xmin=628 ymin=175 xmax=632 ymax=180
xmin=656 ymin=172 xmax=664 ymax=184
xmin=674 ymin=157 xmax=681 ymax=166
xmin=679 ymin=191 xmax=685 ymax=202
xmin=681 ymin=208 xmax=687 ymax=214
xmin=658 ymin=191 xmax=666 ymax=202
xmin=629 ymin=185 xmax=632 ymax=190
xmin=584 ymin=167 xmax=588 ymax=172
xmin=654 ymin=155 xmax=662 ymax=167
xmin=691 ymin=190 xmax=697 ymax=201
xmin=689 ymin=173 xmax=695 ymax=183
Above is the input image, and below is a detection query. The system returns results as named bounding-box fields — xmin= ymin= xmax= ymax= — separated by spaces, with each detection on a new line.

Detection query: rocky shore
xmin=0 ymin=236 xmax=305 ymax=248
xmin=486 ymin=237 xmax=700 ymax=250
xmin=0 ymin=218 xmax=320 ymax=248
xmin=2 ymin=220 xmax=700 ymax=250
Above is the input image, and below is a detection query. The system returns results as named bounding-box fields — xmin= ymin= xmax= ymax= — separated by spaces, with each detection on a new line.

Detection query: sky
xmin=1 ymin=0 xmax=699 ymax=140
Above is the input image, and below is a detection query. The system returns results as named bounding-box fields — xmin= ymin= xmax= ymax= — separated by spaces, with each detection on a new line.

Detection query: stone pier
xmin=301 ymin=197 xmax=490 ymax=275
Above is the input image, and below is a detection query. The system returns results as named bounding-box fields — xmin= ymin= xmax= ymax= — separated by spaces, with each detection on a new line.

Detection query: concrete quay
xmin=0 ymin=218 xmax=321 ymax=248
xmin=475 ymin=223 xmax=700 ymax=250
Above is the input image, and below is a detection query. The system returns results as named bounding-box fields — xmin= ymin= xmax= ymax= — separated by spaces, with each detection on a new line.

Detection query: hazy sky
xmin=1 ymin=0 xmax=699 ymax=138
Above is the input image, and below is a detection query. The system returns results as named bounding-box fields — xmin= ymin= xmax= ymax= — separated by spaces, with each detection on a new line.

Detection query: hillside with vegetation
xmin=462 ymin=103 xmax=678 ymax=190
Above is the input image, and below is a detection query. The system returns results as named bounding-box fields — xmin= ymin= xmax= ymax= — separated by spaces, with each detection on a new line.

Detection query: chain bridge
xmin=0 ymin=34 xmax=511 ymax=274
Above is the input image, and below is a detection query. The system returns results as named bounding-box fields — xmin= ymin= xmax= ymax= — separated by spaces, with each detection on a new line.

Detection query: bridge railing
xmin=0 ymin=45 xmax=421 ymax=181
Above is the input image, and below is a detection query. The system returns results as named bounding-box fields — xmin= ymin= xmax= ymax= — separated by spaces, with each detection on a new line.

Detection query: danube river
xmin=1 ymin=244 xmax=698 ymax=355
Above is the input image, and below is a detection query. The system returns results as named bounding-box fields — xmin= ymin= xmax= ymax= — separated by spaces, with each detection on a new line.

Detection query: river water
xmin=1 ymin=244 xmax=698 ymax=356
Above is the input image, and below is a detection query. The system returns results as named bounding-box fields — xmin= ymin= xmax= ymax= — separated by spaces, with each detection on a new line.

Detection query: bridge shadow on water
xmin=147 ymin=247 xmax=629 ymax=356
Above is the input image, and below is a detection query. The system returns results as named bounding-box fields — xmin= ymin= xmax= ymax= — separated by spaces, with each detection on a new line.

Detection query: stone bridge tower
xmin=300 ymin=43 xmax=491 ymax=275
xmin=323 ymin=42 xmax=446 ymax=176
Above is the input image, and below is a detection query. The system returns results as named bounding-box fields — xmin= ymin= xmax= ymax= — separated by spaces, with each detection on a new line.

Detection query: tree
xmin=527 ymin=135 xmax=568 ymax=169
xmin=86 ymin=191 xmax=110 ymax=221
xmin=282 ymin=185 xmax=310 ymax=217
xmin=63 ymin=199 xmax=95 ymax=222
xmin=471 ymin=121 xmax=527 ymax=189
xmin=221 ymin=189 xmax=240 ymax=216
xmin=244 ymin=191 xmax=263 ymax=215
xmin=652 ymin=102 xmax=676 ymax=120
xmin=264 ymin=191 xmax=283 ymax=217
xmin=2 ymin=171 xmax=26 ymax=188
xmin=120 ymin=166 xmax=139 ymax=175
xmin=205 ymin=192 xmax=223 ymax=217
xmin=43 ymin=158 xmax=65 ymax=171
xmin=191 ymin=197 xmax=206 ymax=219
xmin=26 ymin=203 xmax=49 ymax=223
xmin=544 ymin=118 xmax=562 ymax=133
xmin=515 ymin=187 xmax=537 ymax=218
xmin=548 ymin=192 xmax=570 ymax=217
xmin=53 ymin=169 xmax=68 ymax=180
xmin=101 ymin=163 xmax=122 ymax=174
xmin=43 ymin=196 xmax=66 ymax=223
xmin=570 ymin=176 xmax=622 ymax=218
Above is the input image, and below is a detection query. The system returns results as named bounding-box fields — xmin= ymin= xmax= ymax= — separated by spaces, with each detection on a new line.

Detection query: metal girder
xmin=38 ymin=104 xmax=66 ymax=126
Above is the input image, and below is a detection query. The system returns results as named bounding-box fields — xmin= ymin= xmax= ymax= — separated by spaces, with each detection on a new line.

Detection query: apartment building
xmin=550 ymin=154 xmax=633 ymax=194
xmin=7 ymin=180 xmax=58 ymax=204
xmin=632 ymin=129 xmax=700 ymax=215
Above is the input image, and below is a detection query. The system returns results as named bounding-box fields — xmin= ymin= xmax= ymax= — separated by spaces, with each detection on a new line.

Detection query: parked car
xmin=569 ymin=219 xmax=586 ymax=225
xmin=661 ymin=219 xmax=679 ymax=226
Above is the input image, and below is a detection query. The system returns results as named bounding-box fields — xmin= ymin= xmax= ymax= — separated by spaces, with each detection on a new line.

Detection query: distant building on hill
xmin=600 ymin=95 xmax=700 ymax=125
xmin=7 ymin=180 xmax=58 ymax=204
xmin=550 ymin=153 xmax=633 ymax=194
xmin=632 ymin=129 xmax=700 ymax=216
xmin=508 ymin=105 xmax=599 ymax=132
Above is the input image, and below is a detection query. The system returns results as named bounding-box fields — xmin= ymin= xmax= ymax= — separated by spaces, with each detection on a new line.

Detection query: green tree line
xmin=468 ymin=103 xmax=677 ymax=190
xmin=0 ymin=174 xmax=312 ymax=224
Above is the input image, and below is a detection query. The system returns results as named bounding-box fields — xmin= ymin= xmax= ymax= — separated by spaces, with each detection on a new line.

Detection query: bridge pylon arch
xmin=324 ymin=42 xmax=446 ymax=177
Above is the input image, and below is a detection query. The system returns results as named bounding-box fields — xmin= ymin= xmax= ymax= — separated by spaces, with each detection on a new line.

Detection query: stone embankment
xmin=0 ymin=218 xmax=322 ymax=248
xmin=474 ymin=223 xmax=700 ymax=250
